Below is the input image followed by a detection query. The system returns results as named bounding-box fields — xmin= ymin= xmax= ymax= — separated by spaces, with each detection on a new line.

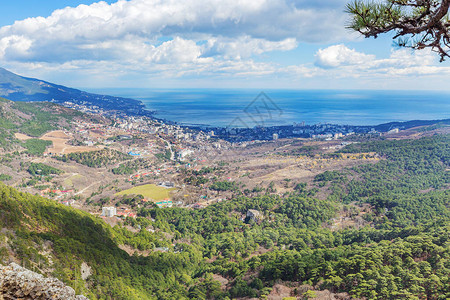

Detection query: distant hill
xmin=0 ymin=67 xmax=150 ymax=115
xmin=374 ymin=118 xmax=450 ymax=132
xmin=0 ymin=98 xmax=108 ymax=153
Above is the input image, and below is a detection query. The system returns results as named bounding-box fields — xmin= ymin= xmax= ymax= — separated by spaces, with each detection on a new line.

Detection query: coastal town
xmin=0 ymin=98 xmax=447 ymax=227
xmin=0 ymin=0 xmax=449 ymax=298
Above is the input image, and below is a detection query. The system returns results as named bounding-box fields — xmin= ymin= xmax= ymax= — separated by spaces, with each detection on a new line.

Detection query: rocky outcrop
xmin=265 ymin=283 xmax=357 ymax=300
xmin=0 ymin=263 xmax=87 ymax=300
xmin=246 ymin=209 xmax=264 ymax=222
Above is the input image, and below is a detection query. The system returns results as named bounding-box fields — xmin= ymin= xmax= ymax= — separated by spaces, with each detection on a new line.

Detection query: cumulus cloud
xmin=0 ymin=35 xmax=33 ymax=60
xmin=315 ymin=44 xmax=375 ymax=68
xmin=0 ymin=0 xmax=350 ymax=64
xmin=2 ymin=0 xmax=449 ymax=88
xmin=202 ymin=36 xmax=297 ymax=60
xmin=311 ymin=45 xmax=450 ymax=79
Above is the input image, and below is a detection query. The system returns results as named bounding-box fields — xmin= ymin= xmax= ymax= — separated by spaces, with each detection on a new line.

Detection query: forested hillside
xmin=0 ymin=98 xmax=79 ymax=138
xmin=0 ymin=98 xmax=107 ymax=154
xmin=0 ymin=134 xmax=448 ymax=299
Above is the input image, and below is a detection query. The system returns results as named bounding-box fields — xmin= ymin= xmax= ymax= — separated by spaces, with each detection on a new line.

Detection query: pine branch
xmin=346 ymin=0 xmax=450 ymax=61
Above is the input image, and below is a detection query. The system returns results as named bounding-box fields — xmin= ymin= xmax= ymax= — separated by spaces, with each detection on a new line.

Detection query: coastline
xmin=87 ymin=88 xmax=450 ymax=128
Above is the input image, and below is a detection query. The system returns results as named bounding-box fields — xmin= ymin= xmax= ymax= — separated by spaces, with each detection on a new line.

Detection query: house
xmin=158 ymin=181 xmax=175 ymax=188
xmin=61 ymin=199 xmax=75 ymax=206
xmin=192 ymin=203 xmax=204 ymax=209
xmin=178 ymin=149 xmax=194 ymax=159
xmin=101 ymin=207 xmax=117 ymax=217
xmin=118 ymin=134 xmax=132 ymax=140
xmin=155 ymin=200 xmax=173 ymax=208
xmin=128 ymin=151 xmax=141 ymax=156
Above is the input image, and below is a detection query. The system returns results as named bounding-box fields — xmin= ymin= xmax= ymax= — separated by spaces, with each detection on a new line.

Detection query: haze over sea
xmin=88 ymin=89 xmax=450 ymax=127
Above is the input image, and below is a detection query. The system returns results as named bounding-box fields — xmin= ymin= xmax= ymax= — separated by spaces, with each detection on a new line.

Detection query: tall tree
xmin=346 ymin=0 xmax=450 ymax=61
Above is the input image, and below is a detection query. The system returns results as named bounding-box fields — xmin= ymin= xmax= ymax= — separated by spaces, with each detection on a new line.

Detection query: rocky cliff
xmin=0 ymin=263 xmax=87 ymax=300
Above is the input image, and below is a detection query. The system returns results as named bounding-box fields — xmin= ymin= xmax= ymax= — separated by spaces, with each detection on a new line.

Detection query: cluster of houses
xmin=154 ymin=200 xmax=173 ymax=208
xmin=127 ymin=170 xmax=175 ymax=182
xmin=101 ymin=206 xmax=137 ymax=218
xmin=40 ymin=188 xmax=74 ymax=197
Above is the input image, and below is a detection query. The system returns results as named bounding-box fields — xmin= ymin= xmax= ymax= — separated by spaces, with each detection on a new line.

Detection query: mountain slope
xmin=0 ymin=67 xmax=149 ymax=115
xmin=0 ymin=182 xmax=203 ymax=299
xmin=0 ymin=98 xmax=108 ymax=152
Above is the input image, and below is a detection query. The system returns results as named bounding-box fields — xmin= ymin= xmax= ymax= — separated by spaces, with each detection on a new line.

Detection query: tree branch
xmin=346 ymin=0 xmax=450 ymax=61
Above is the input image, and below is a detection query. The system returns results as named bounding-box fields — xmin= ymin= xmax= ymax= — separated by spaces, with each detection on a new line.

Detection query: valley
xmin=0 ymin=98 xmax=449 ymax=299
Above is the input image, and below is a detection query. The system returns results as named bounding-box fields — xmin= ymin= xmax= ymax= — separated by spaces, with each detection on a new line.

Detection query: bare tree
xmin=346 ymin=0 xmax=450 ymax=61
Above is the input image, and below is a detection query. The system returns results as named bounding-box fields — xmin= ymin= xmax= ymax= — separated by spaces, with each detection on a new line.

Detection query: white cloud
xmin=315 ymin=44 xmax=375 ymax=68
xmin=311 ymin=45 xmax=450 ymax=79
xmin=5 ymin=43 xmax=450 ymax=90
xmin=0 ymin=0 xmax=349 ymax=64
xmin=2 ymin=0 xmax=450 ymax=89
xmin=0 ymin=35 xmax=33 ymax=60
xmin=148 ymin=38 xmax=204 ymax=63
xmin=203 ymin=36 xmax=297 ymax=60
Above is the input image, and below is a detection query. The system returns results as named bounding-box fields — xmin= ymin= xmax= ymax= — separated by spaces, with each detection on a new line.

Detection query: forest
xmin=0 ymin=134 xmax=448 ymax=299
xmin=27 ymin=163 xmax=63 ymax=176
xmin=57 ymin=149 xmax=132 ymax=168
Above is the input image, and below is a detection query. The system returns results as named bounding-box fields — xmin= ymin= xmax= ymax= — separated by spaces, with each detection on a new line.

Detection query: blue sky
xmin=0 ymin=1 xmax=115 ymax=27
xmin=1 ymin=0 xmax=450 ymax=90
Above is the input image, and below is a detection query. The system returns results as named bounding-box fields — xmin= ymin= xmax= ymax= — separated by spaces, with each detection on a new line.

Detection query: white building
xmin=178 ymin=149 xmax=194 ymax=159
xmin=388 ymin=128 xmax=399 ymax=134
xmin=334 ymin=133 xmax=343 ymax=139
xmin=101 ymin=207 xmax=117 ymax=217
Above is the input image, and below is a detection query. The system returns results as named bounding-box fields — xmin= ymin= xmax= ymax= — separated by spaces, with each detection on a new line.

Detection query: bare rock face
xmin=80 ymin=263 xmax=91 ymax=281
xmin=0 ymin=263 xmax=87 ymax=300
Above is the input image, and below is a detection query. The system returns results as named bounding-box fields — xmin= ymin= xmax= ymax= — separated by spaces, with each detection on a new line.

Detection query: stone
xmin=0 ymin=263 xmax=87 ymax=300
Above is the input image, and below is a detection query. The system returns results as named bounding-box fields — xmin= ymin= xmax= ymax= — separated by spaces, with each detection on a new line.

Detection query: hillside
xmin=0 ymin=67 xmax=149 ymax=115
xmin=0 ymin=134 xmax=448 ymax=299
xmin=0 ymin=98 xmax=108 ymax=153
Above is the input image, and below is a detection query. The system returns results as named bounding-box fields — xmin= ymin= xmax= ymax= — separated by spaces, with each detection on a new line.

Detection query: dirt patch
xmin=264 ymin=283 xmax=355 ymax=300
xmin=14 ymin=133 xmax=33 ymax=141
xmin=42 ymin=131 xmax=70 ymax=139
xmin=212 ymin=274 xmax=229 ymax=290
xmin=40 ymin=130 xmax=102 ymax=154
xmin=118 ymin=244 xmax=151 ymax=257
xmin=236 ymin=155 xmax=377 ymax=194
xmin=267 ymin=284 xmax=292 ymax=300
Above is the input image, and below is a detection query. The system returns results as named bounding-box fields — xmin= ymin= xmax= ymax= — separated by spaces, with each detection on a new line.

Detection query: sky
xmin=1 ymin=0 xmax=450 ymax=90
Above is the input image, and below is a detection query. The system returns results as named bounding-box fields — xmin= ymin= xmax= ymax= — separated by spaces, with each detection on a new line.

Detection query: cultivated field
xmin=116 ymin=184 xmax=175 ymax=201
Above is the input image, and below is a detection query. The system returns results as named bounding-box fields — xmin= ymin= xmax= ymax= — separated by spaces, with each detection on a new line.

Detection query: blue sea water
xmin=87 ymin=89 xmax=450 ymax=127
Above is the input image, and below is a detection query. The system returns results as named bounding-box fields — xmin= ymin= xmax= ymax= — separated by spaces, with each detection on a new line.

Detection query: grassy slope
xmin=116 ymin=184 xmax=175 ymax=201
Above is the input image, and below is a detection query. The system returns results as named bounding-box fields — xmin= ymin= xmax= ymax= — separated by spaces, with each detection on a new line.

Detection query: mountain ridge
xmin=0 ymin=67 xmax=151 ymax=116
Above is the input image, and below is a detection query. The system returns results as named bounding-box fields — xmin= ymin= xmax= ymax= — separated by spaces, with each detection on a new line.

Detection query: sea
xmin=87 ymin=89 xmax=450 ymax=127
